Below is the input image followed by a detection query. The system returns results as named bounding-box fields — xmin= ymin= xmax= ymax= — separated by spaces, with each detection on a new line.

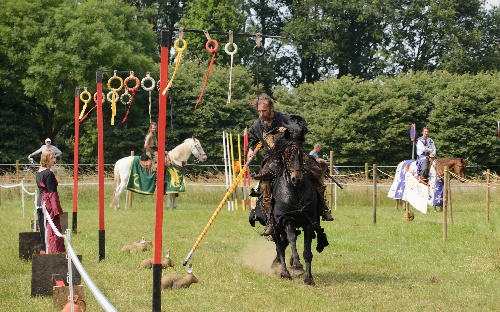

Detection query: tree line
xmin=0 ymin=0 xmax=498 ymax=168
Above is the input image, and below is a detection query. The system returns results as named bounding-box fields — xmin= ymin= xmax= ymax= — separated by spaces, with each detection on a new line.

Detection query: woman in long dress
xmin=36 ymin=150 xmax=66 ymax=253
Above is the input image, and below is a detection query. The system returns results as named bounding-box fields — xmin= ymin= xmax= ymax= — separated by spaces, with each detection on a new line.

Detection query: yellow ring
xmin=79 ymin=90 xmax=92 ymax=104
xmin=174 ymin=39 xmax=187 ymax=52
xmin=107 ymin=76 xmax=123 ymax=92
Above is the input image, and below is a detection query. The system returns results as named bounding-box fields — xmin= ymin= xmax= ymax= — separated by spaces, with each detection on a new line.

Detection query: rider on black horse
xmin=246 ymin=93 xmax=334 ymax=236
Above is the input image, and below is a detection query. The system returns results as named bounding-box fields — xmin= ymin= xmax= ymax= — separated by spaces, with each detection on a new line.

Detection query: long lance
xmin=325 ymin=171 xmax=343 ymax=189
xmin=182 ymin=142 xmax=262 ymax=266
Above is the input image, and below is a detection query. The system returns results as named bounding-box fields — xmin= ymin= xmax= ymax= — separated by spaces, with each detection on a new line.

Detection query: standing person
xmin=36 ymin=150 xmax=66 ymax=253
xmin=29 ymin=138 xmax=62 ymax=160
xmin=247 ymin=94 xmax=333 ymax=236
xmin=416 ymin=126 xmax=437 ymax=182
xmin=144 ymin=122 xmax=158 ymax=158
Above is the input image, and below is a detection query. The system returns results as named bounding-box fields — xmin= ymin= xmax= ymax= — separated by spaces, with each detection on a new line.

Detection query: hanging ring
xmin=141 ymin=73 xmax=156 ymax=91
xmin=253 ymin=46 xmax=266 ymax=58
xmin=120 ymin=90 xmax=132 ymax=105
xmin=79 ymin=90 xmax=92 ymax=104
xmin=108 ymin=75 xmax=123 ymax=92
xmin=124 ymin=72 xmax=140 ymax=92
xmin=174 ymin=39 xmax=187 ymax=52
xmin=224 ymin=42 xmax=238 ymax=56
xmin=107 ymin=91 xmax=118 ymax=103
xmin=93 ymin=92 xmax=105 ymax=103
xmin=206 ymin=39 xmax=219 ymax=53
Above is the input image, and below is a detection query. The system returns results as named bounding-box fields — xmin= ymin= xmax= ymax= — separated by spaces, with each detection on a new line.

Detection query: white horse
xmin=110 ymin=137 xmax=207 ymax=210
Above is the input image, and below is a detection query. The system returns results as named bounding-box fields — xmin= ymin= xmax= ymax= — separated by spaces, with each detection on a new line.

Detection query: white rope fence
xmin=0 ymin=179 xmax=37 ymax=219
xmin=41 ymin=203 xmax=117 ymax=312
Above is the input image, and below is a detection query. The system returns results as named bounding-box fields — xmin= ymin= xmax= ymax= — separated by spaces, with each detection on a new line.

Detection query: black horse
xmin=249 ymin=127 xmax=329 ymax=286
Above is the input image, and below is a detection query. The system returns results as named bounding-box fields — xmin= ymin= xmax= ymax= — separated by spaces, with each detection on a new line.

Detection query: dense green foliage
xmin=275 ymin=71 xmax=500 ymax=166
xmin=0 ymin=0 xmax=498 ymax=169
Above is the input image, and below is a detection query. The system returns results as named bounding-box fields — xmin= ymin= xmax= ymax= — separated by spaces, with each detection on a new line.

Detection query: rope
xmin=41 ymin=204 xmax=117 ymax=311
xmin=161 ymin=39 xmax=187 ymax=97
xmin=194 ymin=38 xmax=218 ymax=110
xmin=78 ymin=88 xmax=92 ymax=120
xmin=121 ymin=72 xmax=139 ymax=123
xmin=224 ymin=33 xmax=237 ymax=104
xmin=376 ymin=167 xmax=395 ymax=179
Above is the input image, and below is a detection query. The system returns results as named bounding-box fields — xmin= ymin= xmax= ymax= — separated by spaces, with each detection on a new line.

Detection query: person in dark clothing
xmin=247 ymin=94 xmax=333 ymax=236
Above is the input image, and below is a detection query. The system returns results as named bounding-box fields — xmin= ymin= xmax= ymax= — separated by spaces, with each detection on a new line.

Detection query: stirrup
xmin=261 ymin=224 xmax=274 ymax=236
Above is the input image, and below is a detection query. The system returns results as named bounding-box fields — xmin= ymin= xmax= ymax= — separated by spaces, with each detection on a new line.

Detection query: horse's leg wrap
xmin=260 ymin=180 xmax=274 ymax=236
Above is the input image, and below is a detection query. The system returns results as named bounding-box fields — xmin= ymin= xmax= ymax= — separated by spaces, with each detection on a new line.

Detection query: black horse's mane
xmin=271 ymin=114 xmax=307 ymax=156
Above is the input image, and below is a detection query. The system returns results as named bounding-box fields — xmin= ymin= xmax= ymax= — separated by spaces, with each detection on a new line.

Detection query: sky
xmin=486 ymin=0 xmax=499 ymax=8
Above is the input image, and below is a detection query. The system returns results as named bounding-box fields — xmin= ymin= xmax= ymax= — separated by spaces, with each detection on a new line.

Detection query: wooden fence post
xmin=373 ymin=164 xmax=377 ymax=225
xmin=329 ymin=151 xmax=334 ymax=210
xmin=365 ymin=163 xmax=369 ymax=183
xmin=448 ymin=169 xmax=453 ymax=224
xmin=16 ymin=160 xmax=20 ymax=182
xmin=442 ymin=166 xmax=448 ymax=241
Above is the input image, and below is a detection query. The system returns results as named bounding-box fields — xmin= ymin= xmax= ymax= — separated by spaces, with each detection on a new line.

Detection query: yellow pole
xmin=230 ymin=133 xmax=238 ymax=211
xmin=237 ymin=134 xmax=245 ymax=210
xmin=182 ymin=142 xmax=262 ymax=265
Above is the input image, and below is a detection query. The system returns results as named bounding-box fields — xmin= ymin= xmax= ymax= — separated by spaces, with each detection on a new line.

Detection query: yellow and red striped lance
xmin=182 ymin=142 xmax=262 ymax=265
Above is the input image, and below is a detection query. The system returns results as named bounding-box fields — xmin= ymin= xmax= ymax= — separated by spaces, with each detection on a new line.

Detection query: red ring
xmin=93 ymin=92 xmax=105 ymax=103
xmin=124 ymin=76 xmax=140 ymax=92
xmin=205 ymin=40 xmax=219 ymax=53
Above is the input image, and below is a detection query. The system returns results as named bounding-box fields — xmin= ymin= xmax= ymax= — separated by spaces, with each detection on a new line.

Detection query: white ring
xmin=120 ymin=92 xmax=132 ymax=105
xmin=224 ymin=42 xmax=238 ymax=56
xmin=107 ymin=91 xmax=118 ymax=103
xmin=141 ymin=76 xmax=156 ymax=91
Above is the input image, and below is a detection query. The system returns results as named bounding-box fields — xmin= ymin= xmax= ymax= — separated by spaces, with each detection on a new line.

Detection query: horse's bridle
xmin=191 ymin=141 xmax=206 ymax=162
xmin=281 ymin=141 xmax=303 ymax=184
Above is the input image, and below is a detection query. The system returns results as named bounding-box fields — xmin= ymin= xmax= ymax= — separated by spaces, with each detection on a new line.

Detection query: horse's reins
xmin=191 ymin=142 xmax=206 ymax=163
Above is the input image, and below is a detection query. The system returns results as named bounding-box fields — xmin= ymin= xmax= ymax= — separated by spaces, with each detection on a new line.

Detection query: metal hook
xmin=203 ymin=30 xmax=212 ymax=43
xmin=178 ymin=27 xmax=184 ymax=41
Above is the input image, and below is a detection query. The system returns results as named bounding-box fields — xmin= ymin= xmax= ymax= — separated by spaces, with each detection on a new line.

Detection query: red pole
xmin=72 ymin=88 xmax=80 ymax=234
xmin=152 ymin=31 xmax=169 ymax=311
xmin=96 ymin=72 xmax=106 ymax=261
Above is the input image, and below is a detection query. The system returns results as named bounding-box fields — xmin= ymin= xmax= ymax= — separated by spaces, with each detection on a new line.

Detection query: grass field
xmin=0 ymin=180 xmax=499 ymax=311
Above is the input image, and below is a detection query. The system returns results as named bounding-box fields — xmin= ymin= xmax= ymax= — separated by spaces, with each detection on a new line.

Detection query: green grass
xmin=0 ymin=181 xmax=499 ymax=311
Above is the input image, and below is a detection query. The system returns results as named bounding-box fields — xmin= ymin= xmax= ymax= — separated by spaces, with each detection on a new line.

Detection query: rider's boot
xmin=317 ymin=185 xmax=334 ymax=221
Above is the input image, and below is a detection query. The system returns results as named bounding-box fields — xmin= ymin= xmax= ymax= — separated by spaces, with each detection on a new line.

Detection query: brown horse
xmin=392 ymin=157 xmax=467 ymax=211
xmin=431 ymin=157 xmax=467 ymax=180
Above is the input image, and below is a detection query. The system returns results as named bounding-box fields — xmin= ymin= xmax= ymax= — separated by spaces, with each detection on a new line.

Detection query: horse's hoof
xmin=281 ymin=271 xmax=292 ymax=280
xmin=304 ymin=277 xmax=315 ymax=286
xmin=292 ymin=268 xmax=305 ymax=276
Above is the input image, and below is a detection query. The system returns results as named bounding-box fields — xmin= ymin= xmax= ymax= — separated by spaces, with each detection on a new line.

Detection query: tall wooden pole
xmin=373 ymin=164 xmax=377 ymax=225
xmin=442 ymin=166 xmax=448 ymax=241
